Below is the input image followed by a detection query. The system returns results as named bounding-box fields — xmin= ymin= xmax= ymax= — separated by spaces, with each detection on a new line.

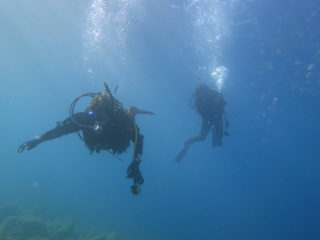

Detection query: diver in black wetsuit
xmin=175 ymin=83 xmax=229 ymax=162
xmin=18 ymin=83 xmax=154 ymax=195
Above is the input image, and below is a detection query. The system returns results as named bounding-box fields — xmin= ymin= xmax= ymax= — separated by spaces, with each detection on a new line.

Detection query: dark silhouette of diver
xmin=175 ymin=83 xmax=229 ymax=162
xmin=18 ymin=82 xmax=154 ymax=195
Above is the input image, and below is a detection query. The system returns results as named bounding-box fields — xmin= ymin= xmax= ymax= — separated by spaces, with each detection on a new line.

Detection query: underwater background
xmin=1 ymin=0 xmax=320 ymax=239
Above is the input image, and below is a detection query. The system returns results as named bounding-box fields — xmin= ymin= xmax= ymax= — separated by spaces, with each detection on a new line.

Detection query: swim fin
xmin=174 ymin=139 xmax=191 ymax=162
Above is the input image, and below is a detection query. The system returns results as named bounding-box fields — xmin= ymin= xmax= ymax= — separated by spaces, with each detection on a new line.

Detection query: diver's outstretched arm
xmin=17 ymin=112 xmax=89 ymax=153
xmin=174 ymin=119 xmax=211 ymax=162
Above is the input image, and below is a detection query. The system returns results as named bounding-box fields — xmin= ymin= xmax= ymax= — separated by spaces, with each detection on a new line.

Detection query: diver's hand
xmin=127 ymin=161 xmax=144 ymax=185
xmin=17 ymin=136 xmax=41 ymax=153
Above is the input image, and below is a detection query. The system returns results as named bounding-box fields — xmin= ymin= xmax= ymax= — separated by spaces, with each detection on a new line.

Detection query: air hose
xmin=69 ymin=92 xmax=98 ymax=130
xmin=132 ymin=124 xmax=138 ymax=162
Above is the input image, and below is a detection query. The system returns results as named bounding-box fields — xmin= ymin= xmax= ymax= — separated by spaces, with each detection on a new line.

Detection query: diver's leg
xmin=175 ymin=119 xmax=211 ymax=162
xmin=212 ymin=117 xmax=223 ymax=147
xmin=187 ymin=119 xmax=211 ymax=144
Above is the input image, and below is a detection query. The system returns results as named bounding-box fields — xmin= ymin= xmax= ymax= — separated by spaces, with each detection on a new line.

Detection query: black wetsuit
xmin=175 ymin=84 xmax=227 ymax=162
xmin=38 ymin=108 xmax=143 ymax=160
xmin=193 ymin=85 xmax=225 ymax=146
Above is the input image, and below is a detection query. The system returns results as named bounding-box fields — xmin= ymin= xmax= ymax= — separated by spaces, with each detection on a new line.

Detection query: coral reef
xmin=0 ymin=215 xmax=47 ymax=239
xmin=88 ymin=235 xmax=107 ymax=240
xmin=107 ymin=232 xmax=121 ymax=240
xmin=0 ymin=202 xmax=120 ymax=240
xmin=0 ymin=203 xmax=21 ymax=222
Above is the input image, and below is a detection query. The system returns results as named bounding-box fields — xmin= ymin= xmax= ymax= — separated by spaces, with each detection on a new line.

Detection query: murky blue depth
xmin=0 ymin=0 xmax=319 ymax=239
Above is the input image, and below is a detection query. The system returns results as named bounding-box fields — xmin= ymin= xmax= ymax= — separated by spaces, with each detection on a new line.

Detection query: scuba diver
xmin=175 ymin=83 xmax=229 ymax=162
xmin=17 ymin=82 xmax=154 ymax=195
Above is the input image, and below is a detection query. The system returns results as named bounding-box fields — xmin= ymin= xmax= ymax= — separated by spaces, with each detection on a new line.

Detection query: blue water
xmin=1 ymin=0 xmax=320 ymax=239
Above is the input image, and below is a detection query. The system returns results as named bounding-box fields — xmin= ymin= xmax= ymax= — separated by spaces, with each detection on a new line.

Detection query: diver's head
xmin=195 ymin=83 xmax=221 ymax=95
xmin=88 ymin=93 xmax=113 ymax=114
xmin=196 ymin=83 xmax=208 ymax=91
xmin=194 ymin=83 xmax=209 ymax=96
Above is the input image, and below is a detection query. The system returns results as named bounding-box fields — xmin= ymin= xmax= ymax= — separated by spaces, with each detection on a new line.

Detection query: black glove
xmin=17 ymin=137 xmax=41 ymax=153
xmin=126 ymin=161 xmax=144 ymax=185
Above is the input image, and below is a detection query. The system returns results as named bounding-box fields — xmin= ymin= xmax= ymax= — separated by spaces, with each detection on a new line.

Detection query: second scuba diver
xmin=175 ymin=83 xmax=229 ymax=162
